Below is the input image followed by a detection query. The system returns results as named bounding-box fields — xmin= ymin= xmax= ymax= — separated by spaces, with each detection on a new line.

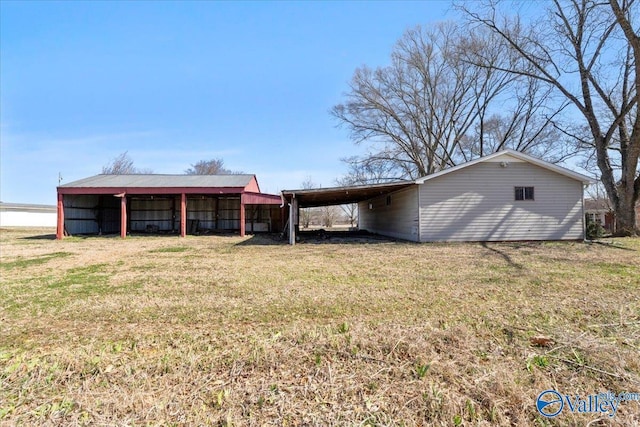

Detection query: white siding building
xmin=284 ymin=150 xmax=593 ymax=244
xmin=357 ymin=151 xmax=591 ymax=242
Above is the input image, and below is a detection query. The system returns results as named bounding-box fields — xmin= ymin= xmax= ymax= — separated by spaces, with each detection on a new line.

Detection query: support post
xmin=120 ymin=194 xmax=127 ymax=238
xmin=214 ymin=197 xmax=219 ymax=230
xmin=289 ymin=196 xmax=297 ymax=245
xmin=240 ymin=193 xmax=246 ymax=237
xmin=172 ymin=197 xmax=176 ymax=233
xmin=56 ymin=193 xmax=64 ymax=240
xmin=180 ymin=193 xmax=187 ymax=237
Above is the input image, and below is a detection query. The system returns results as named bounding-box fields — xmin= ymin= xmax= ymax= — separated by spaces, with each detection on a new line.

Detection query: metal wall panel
xmin=64 ymin=195 xmax=100 ymax=234
xmin=245 ymin=204 xmax=273 ymax=233
xmin=130 ymin=197 xmax=174 ymax=232
xmin=63 ymin=193 xmax=265 ymax=235
xmin=217 ymin=197 xmax=240 ymax=230
xmin=187 ymin=197 xmax=217 ymax=230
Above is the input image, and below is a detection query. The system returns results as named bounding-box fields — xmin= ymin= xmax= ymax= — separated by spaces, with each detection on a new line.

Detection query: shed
xmin=282 ymin=150 xmax=594 ymax=243
xmin=56 ymin=174 xmax=284 ymax=239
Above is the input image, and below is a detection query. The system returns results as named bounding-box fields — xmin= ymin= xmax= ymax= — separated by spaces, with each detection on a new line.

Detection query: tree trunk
xmin=599 ymin=143 xmax=638 ymax=236
xmin=614 ymin=192 xmax=638 ymax=235
xmin=611 ymin=175 xmax=639 ymax=235
xmin=609 ymin=0 xmax=640 ymax=236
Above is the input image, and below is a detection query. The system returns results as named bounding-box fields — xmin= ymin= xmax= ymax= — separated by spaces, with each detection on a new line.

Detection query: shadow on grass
xmin=295 ymin=231 xmax=402 ymax=245
xmin=588 ymin=240 xmax=638 ymax=251
xmin=22 ymin=232 xmax=131 ymax=241
xmin=235 ymin=234 xmax=287 ymax=246
xmin=235 ymin=230 xmax=401 ymax=246
xmin=480 ymin=242 xmax=524 ymax=270
xmin=21 ymin=234 xmax=57 ymax=240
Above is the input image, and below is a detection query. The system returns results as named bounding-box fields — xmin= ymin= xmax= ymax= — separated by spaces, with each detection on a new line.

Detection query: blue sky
xmin=1 ymin=0 xmax=453 ymax=204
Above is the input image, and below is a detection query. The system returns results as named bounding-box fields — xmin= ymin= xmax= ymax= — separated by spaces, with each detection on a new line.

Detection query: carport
xmin=57 ymin=174 xmax=284 ymax=239
xmin=281 ymin=180 xmax=414 ymax=244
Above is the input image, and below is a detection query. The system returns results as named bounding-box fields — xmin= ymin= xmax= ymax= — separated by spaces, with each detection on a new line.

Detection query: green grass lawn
xmin=1 ymin=228 xmax=639 ymax=426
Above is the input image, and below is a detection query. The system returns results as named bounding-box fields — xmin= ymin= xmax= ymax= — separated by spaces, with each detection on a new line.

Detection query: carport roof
xmin=281 ymin=181 xmax=415 ymax=207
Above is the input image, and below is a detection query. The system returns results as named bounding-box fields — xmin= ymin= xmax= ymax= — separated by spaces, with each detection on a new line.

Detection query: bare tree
xmin=340 ymin=203 xmax=358 ymax=228
xmin=300 ymin=176 xmax=316 ymax=229
xmin=102 ymin=151 xmax=152 ymax=174
xmin=459 ymin=0 xmax=639 ymax=235
xmin=341 ymin=155 xmax=408 ymax=184
xmin=335 ymin=176 xmax=358 ymax=227
xmin=586 ymin=179 xmax=611 ymax=202
xmin=332 ymin=22 xmax=565 ymax=181
xmin=185 ymin=158 xmax=242 ymax=175
xmin=301 ymin=176 xmax=316 ymax=190
xmin=321 ymin=205 xmax=340 ymax=228
xmin=300 ymin=208 xmax=312 ymax=229
xmin=458 ymin=78 xmax=578 ymax=162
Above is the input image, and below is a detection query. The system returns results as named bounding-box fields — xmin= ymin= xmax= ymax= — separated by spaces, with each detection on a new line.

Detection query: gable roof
xmin=59 ymin=174 xmax=256 ymax=189
xmin=414 ymin=150 xmax=594 ymax=185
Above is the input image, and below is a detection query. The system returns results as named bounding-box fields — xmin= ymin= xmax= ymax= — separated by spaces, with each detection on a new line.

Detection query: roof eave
xmin=281 ymin=180 xmax=413 ymax=196
xmin=414 ymin=150 xmax=595 ymax=184
xmin=57 ymin=186 xmax=248 ymax=195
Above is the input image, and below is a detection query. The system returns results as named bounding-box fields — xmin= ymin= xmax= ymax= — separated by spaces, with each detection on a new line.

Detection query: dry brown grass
xmin=1 ymin=227 xmax=639 ymax=426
